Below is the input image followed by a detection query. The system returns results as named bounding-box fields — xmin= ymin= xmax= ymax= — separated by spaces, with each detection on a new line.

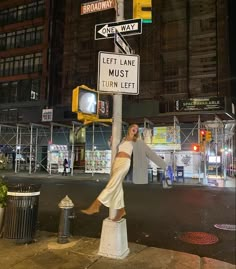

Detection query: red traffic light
xmin=192 ymin=144 xmax=200 ymax=152
xmin=200 ymin=129 xmax=206 ymax=141
xmin=200 ymin=130 xmax=206 ymax=135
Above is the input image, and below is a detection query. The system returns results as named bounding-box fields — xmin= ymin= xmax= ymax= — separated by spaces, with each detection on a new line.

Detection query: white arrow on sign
xmin=98 ymin=22 xmax=139 ymax=38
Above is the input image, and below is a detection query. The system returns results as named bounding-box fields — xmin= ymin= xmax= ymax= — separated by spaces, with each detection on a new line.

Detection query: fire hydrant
xmin=58 ymin=195 xmax=75 ymax=244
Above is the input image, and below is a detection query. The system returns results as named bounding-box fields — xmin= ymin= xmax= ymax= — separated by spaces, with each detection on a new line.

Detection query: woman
xmin=62 ymin=158 xmax=68 ymax=176
xmin=81 ymin=124 xmax=139 ymax=222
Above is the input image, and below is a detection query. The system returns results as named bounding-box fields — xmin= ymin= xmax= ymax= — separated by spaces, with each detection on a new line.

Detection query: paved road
xmin=4 ymin=176 xmax=236 ymax=264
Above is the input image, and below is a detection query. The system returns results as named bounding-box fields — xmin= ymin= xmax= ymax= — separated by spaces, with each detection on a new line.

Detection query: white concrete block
xmin=98 ymin=218 xmax=129 ymax=259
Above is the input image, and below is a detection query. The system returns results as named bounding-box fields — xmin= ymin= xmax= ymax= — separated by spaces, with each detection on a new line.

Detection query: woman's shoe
xmin=81 ymin=199 xmax=101 ymax=215
xmin=111 ymin=208 xmax=126 ymax=222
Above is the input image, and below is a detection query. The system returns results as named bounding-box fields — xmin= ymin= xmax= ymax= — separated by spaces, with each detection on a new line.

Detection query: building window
xmin=0 ymin=53 xmax=42 ymax=77
xmin=1 ymin=26 xmax=44 ymax=51
xmin=6 ymin=32 xmax=15 ymax=49
xmin=9 ymin=81 xmax=17 ymax=103
xmin=0 ymin=59 xmax=4 ymax=77
xmin=24 ymin=54 xmax=34 ymax=73
xmin=0 ymin=33 xmax=6 ymax=50
xmin=4 ymin=57 xmax=14 ymax=76
xmin=31 ymin=79 xmax=40 ymax=100
xmin=0 ymin=0 xmax=45 ymax=26
xmin=0 ymin=79 xmax=41 ymax=104
xmin=17 ymin=5 xmax=27 ymax=21
xmin=14 ymin=56 xmax=24 ymax=75
xmin=34 ymin=52 xmax=42 ymax=72
xmin=15 ymin=30 xmax=25 ymax=48
xmin=0 ymin=108 xmax=18 ymax=122
xmin=0 ymin=10 xmax=8 ymax=25
xmin=8 ymin=7 xmax=17 ymax=24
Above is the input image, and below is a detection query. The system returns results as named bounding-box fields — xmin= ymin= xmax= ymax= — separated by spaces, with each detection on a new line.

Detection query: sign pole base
xmin=98 ymin=218 xmax=129 ymax=259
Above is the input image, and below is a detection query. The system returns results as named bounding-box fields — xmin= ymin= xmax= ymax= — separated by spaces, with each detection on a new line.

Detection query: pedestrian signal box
xmin=72 ymin=85 xmax=98 ymax=116
xmin=72 ymin=85 xmax=112 ymax=125
xmin=133 ymin=0 xmax=152 ymax=24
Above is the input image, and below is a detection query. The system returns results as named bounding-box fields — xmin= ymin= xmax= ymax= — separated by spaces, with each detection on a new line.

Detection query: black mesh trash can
xmin=4 ymin=184 xmax=41 ymax=244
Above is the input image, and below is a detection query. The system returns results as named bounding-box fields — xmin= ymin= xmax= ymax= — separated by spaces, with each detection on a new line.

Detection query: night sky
xmin=228 ymin=0 xmax=236 ymax=103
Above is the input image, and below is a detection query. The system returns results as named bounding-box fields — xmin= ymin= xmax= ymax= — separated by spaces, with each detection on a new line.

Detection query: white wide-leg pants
xmin=98 ymin=157 xmax=131 ymax=209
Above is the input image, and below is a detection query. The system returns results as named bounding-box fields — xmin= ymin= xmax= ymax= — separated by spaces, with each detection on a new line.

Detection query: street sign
xmin=42 ymin=109 xmax=53 ymax=122
xmin=114 ymin=30 xmax=133 ymax=54
xmin=81 ymin=0 xmax=116 ymax=15
xmin=175 ymin=97 xmax=225 ymax=112
xmin=97 ymin=51 xmax=140 ymax=95
xmin=95 ymin=18 xmax=142 ymax=40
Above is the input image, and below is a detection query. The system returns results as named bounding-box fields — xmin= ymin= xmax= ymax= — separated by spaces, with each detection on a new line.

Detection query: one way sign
xmin=95 ymin=18 xmax=142 ymax=40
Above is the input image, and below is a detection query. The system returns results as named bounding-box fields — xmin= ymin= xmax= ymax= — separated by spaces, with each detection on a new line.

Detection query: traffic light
xmin=200 ymin=129 xmax=206 ymax=142
xmin=133 ymin=0 xmax=152 ymax=24
xmin=206 ymin=131 xmax=212 ymax=142
xmin=192 ymin=144 xmax=200 ymax=152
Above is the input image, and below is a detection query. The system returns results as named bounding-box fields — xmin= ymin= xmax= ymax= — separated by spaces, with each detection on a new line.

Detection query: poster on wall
xmin=175 ymin=151 xmax=200 ymax=178
xmin=151 ymin=126 xmax=181 ymax=150
xmin=85 ymin=150 xmax=111 ymax=174
xmin=47 ymin=144 xmax=69 ymax=173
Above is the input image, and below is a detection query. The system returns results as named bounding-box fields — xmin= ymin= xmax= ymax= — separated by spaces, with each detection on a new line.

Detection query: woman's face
xmin=129 ymin=124 xmax=139 ymax=136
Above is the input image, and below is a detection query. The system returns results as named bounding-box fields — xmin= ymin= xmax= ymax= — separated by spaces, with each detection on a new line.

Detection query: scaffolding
xmin=0 ymin=122 xmax=75 ymax=175
xmin=0 ymin=115 xmax=235 ymax=181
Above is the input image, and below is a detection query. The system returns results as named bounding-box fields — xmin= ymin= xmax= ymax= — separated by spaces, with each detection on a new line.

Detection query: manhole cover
xmin=179 ymin=232 xmax=219 ymax=245
xmin=214 ymin=224 xmax=236 ymax=231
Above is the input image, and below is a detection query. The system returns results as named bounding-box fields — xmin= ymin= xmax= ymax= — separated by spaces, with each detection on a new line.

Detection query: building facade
xmin=0 ymin=0 xmax=64 ymax=123
xmin=0 ymin=0 xmax=235 ymax=174
xmin=0 ymin=0 xmax=233 ymax=124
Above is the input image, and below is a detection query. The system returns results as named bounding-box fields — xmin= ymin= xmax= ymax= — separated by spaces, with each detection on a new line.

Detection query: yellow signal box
xmin=206 ymin=131 xmax=212 ymax=142
xmin=133 ymin=0 xmax=152 ymax=23
xmin=72 ymin=86 xmax=79 ymax=113
xmin=72 ymin=85 xmax=98 ymax=115
xmin=72 ymin=85 xmax=112 ymax=125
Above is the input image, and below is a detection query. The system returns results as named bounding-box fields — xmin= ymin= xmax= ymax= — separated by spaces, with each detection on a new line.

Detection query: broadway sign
xmin=81 ymin=0 xmax=116 ymax=15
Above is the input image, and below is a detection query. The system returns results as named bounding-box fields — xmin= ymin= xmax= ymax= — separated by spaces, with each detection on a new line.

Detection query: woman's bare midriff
xmin=116 ymin=152 xmax=131 ymax=159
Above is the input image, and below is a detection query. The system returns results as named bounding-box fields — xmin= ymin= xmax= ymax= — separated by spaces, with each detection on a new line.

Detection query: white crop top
xmin=118 ymin=140 xmax=133 ymax=156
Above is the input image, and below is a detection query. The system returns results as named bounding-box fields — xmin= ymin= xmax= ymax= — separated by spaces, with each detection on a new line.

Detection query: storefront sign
xmin=175 ymin=97 xmax=225 ymax=112
xmin=42 ymin=109 xmax=53 ymax=122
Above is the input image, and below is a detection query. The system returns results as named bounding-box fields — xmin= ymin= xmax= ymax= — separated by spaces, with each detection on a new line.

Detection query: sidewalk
xmin=0 ymin=171 xmax=235 ymax=268
xmin=1 ymin=170 xmax=235 ymax=188
xmin=0 ymin=231 xmax=235 ymax=269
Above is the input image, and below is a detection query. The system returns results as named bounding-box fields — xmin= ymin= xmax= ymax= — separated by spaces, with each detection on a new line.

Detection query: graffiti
xmin=181 ymin=154 xmax=191 ymax=166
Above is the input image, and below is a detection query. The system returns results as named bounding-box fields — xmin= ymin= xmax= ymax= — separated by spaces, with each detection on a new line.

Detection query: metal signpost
xmin=81 ymin=0 xmax=141 ymax=259
xmin=114 ymin=30 xmax=133 ymax=54
xmin=95 ymin=18 xmax=142 ymax=40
